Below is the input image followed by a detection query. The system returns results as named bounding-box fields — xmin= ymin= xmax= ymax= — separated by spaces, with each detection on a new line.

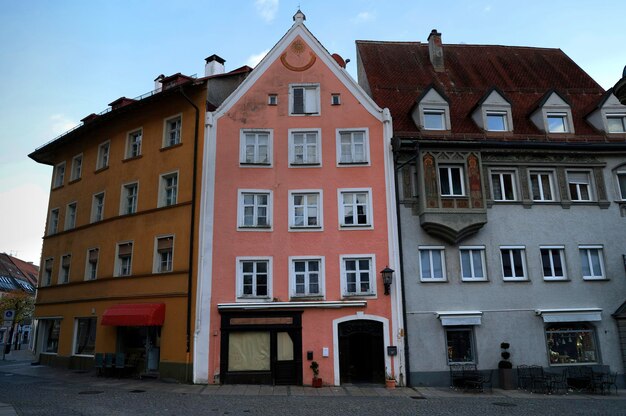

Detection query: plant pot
xmin=312 ymin=377 xmax=323 ymax=388
xmin=499 ymin=368 xmax=514 ymax=390
xmin=385 ymin=379 xmax=396 ymax=389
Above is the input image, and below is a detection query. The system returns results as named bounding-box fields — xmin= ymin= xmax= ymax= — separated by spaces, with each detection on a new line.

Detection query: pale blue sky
xmin=1 ymin=0 xmax=625 ymax=263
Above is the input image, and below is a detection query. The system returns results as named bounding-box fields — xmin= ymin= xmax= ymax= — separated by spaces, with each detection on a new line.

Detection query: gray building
xmin=357 ymin=31 xmax=626 ymax=387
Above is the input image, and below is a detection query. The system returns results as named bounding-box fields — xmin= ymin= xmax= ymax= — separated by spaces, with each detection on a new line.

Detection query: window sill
xmin=289 ymin=226 xmax=322 ymax=231
xmin=502 ymin=278 xmax=530 ymax=283
xmin=339 ymin=224 xmax=373 ymax=230
xmin=419 ymin=279 xmax=448 ymax=283
xmin=94 ymin=166 xmax=109 ymax=174
xmin=460 ymin=278 xmax=489 ymax=283
xmin=236 ymin=297 xmax=272 ymax=303
xmin=51 ymin=185 xmax=64 ymax=191
xmin=342 ymin=294 xmax=376 ymax=299
xmin=582 ymin=277 xmax=609 ymax=281
xmin=68 ymin=178 xmax=81 ymax=185
xmin=338 ymin=162 xmax=369 ymax=166
xmin=289 ymin=113 xmax=320 ymax=116
xmin=240 ymin=162 xmax=272 ymax=167
xmin=238 ymin=226 xmax=273 ymax=232
xmin=289 ymin=163 xmax=321 ymax=167
xmin=122 ymin=155 xmax=143 ymax=163
xmin=543 ymin=278 xmax=570 ymax=282
xmin=290 ymin=296 xmax=324 ymax=301
xmin=160 ymin=143 xmax=183 ymax=151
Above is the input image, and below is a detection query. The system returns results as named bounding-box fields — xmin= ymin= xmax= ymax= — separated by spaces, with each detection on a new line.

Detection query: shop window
xmin=42 ymin=319 xmax=61 ymax=354
xmin=73 ymin=317 xmax=96 ymax=356
xmin=446 ymin=327 xmax=475 ymax=364
xmin=545 ymin=324 xmax=598 ymax=365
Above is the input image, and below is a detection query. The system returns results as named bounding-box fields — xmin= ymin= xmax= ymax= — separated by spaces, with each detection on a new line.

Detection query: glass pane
xmin=619 ymin=174 xmax=626 ymax=199
xmin=345 ymin=260 xmax=355 ymax=271
xmin=590 ymin=250 xmax=601 ymax=276
xmin=541 ymin=249 xmax=552 ymax=276
xmin=446 ymin=329 xmax=473 ymax=363
xmin=502 ymin=174 xmax=514 ymax=200
xmin=228 ymin=332 xmax=270 ymax=371
xmin=546 ymin=325 xmax=598 ymax=364
xmin=432 ymin=250 xmax=443 ymax=278
xmin=607 ymin=116 xmax=625 ymax=133
xmin=256 ymin=262 xmax=267 ymax=273
xmin=580 ymin=250 xmax=591 ymax=276
xmin=491 ymin=174 xmax=503 ymax=200
xmin=460 ymin=251 xmax=471 ymax=278
xmin=547 ymin=115 xmax=567 ymax=133
xmin=540 ymin=174 xmax=552 ymax=200
xmin=512 ymin=250 xmax=524 ymax=277
xmin=439 ymin=168 xmax=451 ymax=195
xmin=502 ymin=250 xmax=512 ymax=277
xmin=424 ymin=112 xmax=444 ymax=130
xmin=472 ymin=251 xmax=484 ymax=278
xmin=294 ymin=261 xmax=305 ymax=272
xmin=451 ymin=168 xmax=462 ymax=195
xmin=309 ymin=261 xmax=319 ymax=272
xmin=486 ymin=113 xmax=506 ymax=131
xmin=277 ymin=332 xmax=294 ymax=361
xmin=420 ymin=251 xmax=431 ymax=278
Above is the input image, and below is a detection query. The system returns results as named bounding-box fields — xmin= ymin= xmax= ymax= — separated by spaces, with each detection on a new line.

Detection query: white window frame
xmin=439 ymin=165 xmax=465 ymax=197
xmin=268 ymin=94 xmax=278 ymax=105
xmin=546 ymin=112 xmax=570 ymax=133
xmin=126 ymin=128 xmax=143 ymax=159
xmin=617 ymin=170 xmax=626 ymax=200
xmin=490 ymin=169 xmax=518 ymax=201
xmin=65 ymin=202 xmax=77 ymax=230
xmin=289 ymin=256 xmax=325 ymax=299
xmin=485 ymin=110 xmax=509 ymax=132
xmin=239 ymin=129 xmax=273 ymax=166
xmin=418 ymin=246 xmax=447 ymax=282
xmin=529 ymin=170 xmax=557 ymax=202
xmin=236 ymin=256 xmax=272 ymax=301
xmin=153 ymin=235 xmax=174 ymax=273
xmin=59 ymin=254 xmax=71 ymax=284
xmin=459 ymin=246 xmax=487 ymax=281
xmin=422 ymin=108 xmax=446 ymax=130
xmin=540 ymin=245 xmax=567 ymax=281
xmin=84 ymin=248 xmax=99 ymax=281
xmin=500 ymin=246 xmax=528 ymax=281
xmin=606 ymin=113 xmax=626 ymax=133
xmin=237 ymin=189 xmax=273 ymax=231
xmin=289 ymin=83 xmax=320 ymax=116
xmin=115 ymin=242 xmax=133 ymax=277
xmin=72 ymin=317 xmax=97 ymax=357
xmin=331 ymin=94 xmax=341 ymax=105
xmin=48 ymin=208 xmax=60 ymax=235
xmin=579 ymin=245 xmax=606 ymax=280
xmin=340 ymin=254 xmax=376 ymax=297
xmin=43 ymin=258 xmax=54 ymax=287
xmin=120 ymin=182 xmax=139 ymax=215
xmin=336 ymin=128 xmax=370 ymax=166
xmin=70 ymin=154 xmax=83 ymax=181
xmin=163 ymin=114 xmax=182 ymax=147
xmin=96 ymin=140 xmax=110 ymax=170
xmin=338 ymin=188 xmax=373 ymax=229
xmin=567 ymin=170 xmax=594 ymax=202
xmin=91 ymin=192 xmax=105 ymax=223
xmin=158 ymin=171 xmax=178 ymax=207
xmin=53 ymin=162 xmax=65 ymax=188
xmin=288 ymin=128 xmax=321 ymax=166
xmin=289 ymin=190 xmax=323 ymax=231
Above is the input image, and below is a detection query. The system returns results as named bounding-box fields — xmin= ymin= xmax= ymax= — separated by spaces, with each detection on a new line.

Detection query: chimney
xmin=205 ymin=54 xmax=226 ymax=77
xmin=428 ymin=29 xmax=444 ymax=72
xmin=154 ymin=74 xmax=164 ymax=92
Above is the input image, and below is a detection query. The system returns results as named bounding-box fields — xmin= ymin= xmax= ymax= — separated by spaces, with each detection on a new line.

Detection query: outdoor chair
xmin=517 ymin=365 xmax=531 ymax=390
xmin=464 ymin=370 xmax=492 ymax=393
xmin=94 ymin=353 xmax=104 ymax=376
xmin=114 ymin=352 xmax=126 ymax=377
xmin=529 ymin=365 xmax=549 ymax=394
xmin=547 ymin=370 xmax=568 ymax=395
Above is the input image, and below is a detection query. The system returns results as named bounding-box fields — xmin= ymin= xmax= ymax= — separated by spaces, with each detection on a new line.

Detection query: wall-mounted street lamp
xmin=380 ymin=266 xmax=394 ymax=295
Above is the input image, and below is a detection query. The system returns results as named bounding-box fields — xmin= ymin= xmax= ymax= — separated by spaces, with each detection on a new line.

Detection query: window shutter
xmin=293 ymin=88 xmax=304 ymax=114
xmin=304 ymin=88 xmax=317 ymax=113
xmin=157 ymin=237 xmax=173 ymax=252
xmin=118 ymin=243 xmax=132 ymax=256
xmin=89 ymin=249 xmax=99 ymax=263
xmin=568 ymin=172 xmax=588 ymax=183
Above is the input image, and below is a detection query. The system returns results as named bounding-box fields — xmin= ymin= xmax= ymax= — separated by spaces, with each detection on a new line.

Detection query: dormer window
xmin=607 ymin=114 xmax=626 ymax=133
xmin=530 ymin=91 xmax=574 ymax=134
xmin=486 ymin=111 xmax=508 ymax=131
xmin=423 ymin=109 xmax=446 ymax=130
xmin=472 ymin=89 xmax=513 ymax=132
xmin=412 ymin=86 xmax=450 ymax=131
xmin=546 ymin=112 xmax=569 ymax=133
xmin=586 ymin=92 xmax=626 ymax=134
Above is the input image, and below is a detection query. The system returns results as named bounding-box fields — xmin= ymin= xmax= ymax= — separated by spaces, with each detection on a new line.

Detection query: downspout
xmin=179 ymin=85 xmax=200 ymax=382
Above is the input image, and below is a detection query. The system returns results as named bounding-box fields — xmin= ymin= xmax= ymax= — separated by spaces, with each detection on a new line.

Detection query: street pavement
xmin=0 ymin=349 xmax=624 ymax=415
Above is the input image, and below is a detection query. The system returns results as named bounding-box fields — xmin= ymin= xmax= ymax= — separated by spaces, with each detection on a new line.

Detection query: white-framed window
xmin=617 ymin=170 xmax=626 ymax=200
xmin=70 ymin=154 xmax=83 ymax=181
xmin=65 ymin=202 xmax=77 ymax=230
xmin=546 ymin=324 xmax=598 ymax=365
xmin=419 ymin=246 xmax=446 ymax=281
xmin=290 ymin=256 xmax=324 ymax=298
xmin=85 ymin=248 xmax=99 ymax=280
xmin=159 ymin=172 xmax=178 ymax=207
xmin=289 ymin=190 xmax=322 ymax=230
xmin=48 ymin=208 xmax=59 ymax=235
xmin=240 ymin=130 xmax=272 ymax=166
xmin=540 ymin=246 xmax=567 ymax=280
xmin=606 ymin=114 xmax=626 ymax=133
xmin=268 ymin=94 xmax=278 ymax=105
xmin=439 ymin=165 xmax=465 ymax=197
xmin=96 ymin=141 xmax=110 ymax=170
xmin=579 ymin=245 xmax=605 ymax=280
xmin=341 ymin=255 xmax=375 ymax=297
xmin=73 ymin=317 xmax=96 ymax=356
xmin=331 ymin=94 xmax=341 ymax=105
xmin=459 ymin=246 xmax=487 ymax=281
xmin=43 ymin=258 xmax=54 ymax=287
xmin=289 ymin=129 xmax=321 ymax=166
xmin=423 ymin=108 xmax=446 ymax=130
xmin=290 ymin=84 xmax=320 ymax=115
xmin=60 ymin=254 xmax=71 ymax=284
xmin=446 ymin=327 xmax=475 ymax=364
xmin=500 ymin=246 xmax=527 ymax=281
xmin=40 ymin=318 xmax=61 ymax=354
xmin=53 ymin=162 xmax=65 ymax=188
xmin=154 ymin=236 xmax=174 ymax=273
xmin=337 ymin=129 xmax=369 ymax=165
xmin=338 ymin=189 xmax=372 ymax=228
xmin=529 ymin=170 xmax=556 ymax=202
xmin=120 ymin=182 xmax=138 ymax=215
xmin=490 ymin=169 xmax=517 ymax=201
xmin=91 ymin=192 xmax=105 ymax=223
xmin=485 ymin=111 xmax=508 ymax=132
xmin=567 ymin=171 xmax=593 ymax=202
xmin=126 ymin=129 xmax=142 ymax=158
xmin=237 ymin=257 xmax=271 ymax=300
xmin=238 ymin=190 xmax=272 ymax=229
xmin=546 ymin=112 xmax=569 ymax=133
xmin=115 ymin=242 xmax=133 ymax=277
xmin=163 ymin=115 xmax=182 ymax=147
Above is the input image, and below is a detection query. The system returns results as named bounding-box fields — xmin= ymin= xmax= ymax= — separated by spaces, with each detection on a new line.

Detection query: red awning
xmin=101 ymin=303 xmax=166 ymax=326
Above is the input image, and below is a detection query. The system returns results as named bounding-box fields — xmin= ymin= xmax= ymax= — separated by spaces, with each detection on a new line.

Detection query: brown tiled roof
xmin=356 ymin=41 xmax=613 ymax=142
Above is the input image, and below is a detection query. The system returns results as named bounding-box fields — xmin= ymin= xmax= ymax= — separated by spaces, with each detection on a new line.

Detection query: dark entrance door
xmin=338 ymin=320 xmax=384 ymax=384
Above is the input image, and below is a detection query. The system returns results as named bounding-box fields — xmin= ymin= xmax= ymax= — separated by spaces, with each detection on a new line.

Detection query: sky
xmin=1 ymin=0 xmax=625 ymax=265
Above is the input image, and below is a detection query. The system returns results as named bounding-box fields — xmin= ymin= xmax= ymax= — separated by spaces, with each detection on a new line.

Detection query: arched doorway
xmin=338 ymin=320 xmax=384 ymax=384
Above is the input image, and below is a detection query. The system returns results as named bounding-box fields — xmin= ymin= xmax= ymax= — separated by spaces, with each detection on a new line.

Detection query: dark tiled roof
xmin=356 ymin=41 xmax=613 ymax=142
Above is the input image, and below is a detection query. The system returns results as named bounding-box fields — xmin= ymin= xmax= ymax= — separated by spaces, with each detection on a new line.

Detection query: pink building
xmin=194 ymin=11 xmax=404 ymax=386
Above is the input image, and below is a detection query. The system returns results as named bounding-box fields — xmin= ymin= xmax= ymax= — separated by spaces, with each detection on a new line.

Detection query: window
xmin=540 ymin=246 xmax=567 ymax=280
xmin=237 ymin=258 xmax=271 ymax=299
xmin=485 ymin=111 xmax=508 ymax=131
xmin=289 ymin=130 xmax=320 ymax=165
xmin=91 ymin=192 xmax=105 ymax=222
xmin=240 ymin=130 xmax=271 ymax=165
xmin=617 ymin=171 xmax=626 ymax=200
xmin=579 ymin=246 xmax=605 ymax=280
xmin=423 ymin=109 xmax=446 ymax=130
xmin=439 ymin=165 xmax=465 ymax=196
xmin=155 ymin=236 xmax=174 ymax=273
xmin=290 ymin=257 xmax=323 ymax=298
xmin=500 ymin=247 xmax=527 ymax=281
xmin=43 ymin=258 xmax=53 ymax=286
xmin=268 ymin=94 xmax=277 ymax=105
xmin=41 ymin=319 xmax=61 ymax=354
xmin=290 ymin=84 xmax=319 ymax=115
xmin=115 ymin=242 xmax=133 ymax=277
xmin=159 ymin=172 xmax=178 ymax=207
xmin=546 ymin=113 xmax=569 ymax=133
xmin=60 ymin=254 xmax=71 ymax=284
xmin=545 ymin=324 xmax=598 ymax=365
xmin=419 ymin=247 xmax=446 ymax=281
xmin=331 ymin=94 xmax=341 ymax=105
xmin=337 ymin=130 xmax=369 ymax=165
xmin=164 ymin=115 xmax=182 ymax=147
xmin=529 ymin=171 xmax=555 ymax=201
xmin=459 ymin=247 xmax=486 ymax=281
xmin=65 ymin=202 xmax=77 ymax=230
xmin=567 ymin=171 xmax=592 ymax=201
xmin=70 ymin=154 xmax=82 ymax=181
xmin=238 ymin=191 xmax=272 ymax=229
xmin=446 ymin=328 xmax=475 ymax=364
xmin=73 ymin=317 xmax=96 ymax=356
xmin=339 ymin=189 xmax=372 ymax=228
xmin=490 ymin=170 xmax=517 ymax=201
xmin=126 ymin=129 xmax=142 ymax=158
xmin=48 ymin=208 xmax=59 ymax=235
xmin=96 ymin=141 xmax=110 ymax=170
xmin=289 ymin=191 xmax=321 ymax=229
xmin=341 ymin=256 xmax=374 ymax=296
xmin=85 ymin=248 xmax=98 ymax=280
xmin=53 ymin=162 xmax=65 ymax=188
xmin=606 ymin=114 xmax=626 ymax=133
xmin=121 ymin=183 xmax=138 ymax=215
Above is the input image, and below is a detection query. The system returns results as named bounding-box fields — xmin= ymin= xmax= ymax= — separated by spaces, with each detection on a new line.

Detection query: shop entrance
xmin=117 ymin=326 xmax=161 ymax=374
xmin=338 ymin=320 xmax=384 ymax=384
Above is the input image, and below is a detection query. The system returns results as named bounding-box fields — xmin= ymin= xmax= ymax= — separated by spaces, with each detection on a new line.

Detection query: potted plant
xmin=498 ymin=342 xmax=514 ymax=390
xmin=385 ymin=371 xmax=397 ymax=389
xmin=310 ymin=361 xmax=322 ymax=388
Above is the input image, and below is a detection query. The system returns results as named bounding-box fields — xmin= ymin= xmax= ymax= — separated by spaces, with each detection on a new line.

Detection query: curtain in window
xmin=228 ymin=332 xmax=270 ymax=371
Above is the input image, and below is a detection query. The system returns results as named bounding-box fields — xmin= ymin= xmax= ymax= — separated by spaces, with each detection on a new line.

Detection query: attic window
xmin=485 ymin=111 xmax=508 ymax=131
xmin=423 ymin=109 xmax=446 ymax=130
xmin=547 ymin=113 xmax=569 ymax=133
xmin=607 ymin=114 xmax=626 ymax=133
xmin=268 ymin=94 xmax=278 ymax=106
xmin=290 ymin=84 xmax=320 ymax=115
xmin=331 ymin=94 xmax=341 ymax=105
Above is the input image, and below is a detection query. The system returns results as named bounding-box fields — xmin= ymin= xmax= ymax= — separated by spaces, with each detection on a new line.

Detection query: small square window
xmin=546 ymin=113 xmax=569 ymax=133
xmin=268 ymin=94 xmax=278 ymax=105
xmin=53 ymin=162 xmax=65 ymax=188
xmin=238 ymin=191 xmax=272 ymax=229
xmin=164 ymin=115 xmax=182 ymax=147
xmin=155 ymin=236 xmax=174 ymax=273
xmin=541 ymin=247 xmax=567 ymax=280
xmin=579 ymin=246 xmax=605 ymax=280
xmin=485 ymin=111 xmax=508 ymax=131
xmin=339 ymin=190 xmax=372 ymax=228
xmin=97 ymin=141 xmax=110 ymax=170
xmin=490 ymin=170 xmax=517 ymax=201
xmin=446 ymin=328 xmax=475 ymax=364
xmin=341 ymin=256 xmax=375 ymax=296
xmin=290 ymin=130 xmax=320 ymax=165
xmin=338 ymin=130 xmax=369 ymax=165
xmin=419 ymin=247 xmax=446 ymax=281
xmin=290 ymin=191 xmax=321 ymax=229
xmin=500 ymin=247 xmax=527 ymax=281
xmin=240 ymin=130 xmax=271 ymax=165
xmin=567 ymin=171 xmax=593 ymax=202
xmin=290 ymin=84 xmax=319 ymax=115
xmin=126 ymin=129 xmax=142 ymax=158
xmin=70 ymin=154 xmax=82 ymax=181
xmin=423 ymin=109 xmax=446 ymax=130
xmin=459 ymin=247 xmax=486 ymax=281
xmin=290 ymin=257 xmax=324 ymax=298
xmin=439 ymin=165 xmax=465 ymax=196
xmin=529 ymin=171 xmax=556 ymax=202
xmin=331 ymin=94 xmax=341 ymax=105
xmin=237 ymin=258 xmax=271 ymax=299
xmin=607 ymin=114 xmax=626 ymax=133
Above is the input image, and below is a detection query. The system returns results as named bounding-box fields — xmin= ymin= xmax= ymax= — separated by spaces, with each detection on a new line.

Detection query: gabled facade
xmin=195 ymin=12 xmax=404 ymax=386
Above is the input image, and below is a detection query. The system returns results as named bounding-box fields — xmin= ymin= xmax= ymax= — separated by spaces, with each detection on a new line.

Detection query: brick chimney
xmin=428 ymin=29 xmax=444 ymax=72
xmin=205 ymin=54 xmax=226 ymax=77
